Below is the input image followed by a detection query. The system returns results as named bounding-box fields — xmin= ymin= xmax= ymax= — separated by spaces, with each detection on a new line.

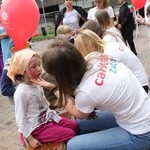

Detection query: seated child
xmin=7 ymin=49 xmax=78 ymax=148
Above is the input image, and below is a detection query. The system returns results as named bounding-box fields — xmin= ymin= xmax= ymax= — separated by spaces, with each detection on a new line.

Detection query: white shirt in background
xmin=87 ymin=6 xmax=114 ymax=20
xmin=63 ymin=9 xmax=81 ymax=31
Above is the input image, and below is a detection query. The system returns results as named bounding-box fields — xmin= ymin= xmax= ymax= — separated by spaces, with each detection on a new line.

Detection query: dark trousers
xmin=143 ymin=85 xmax=149 ymax=94
xmin=121 ymin=29 xmax=137 ymax=56
xmin=0 ymin=49 xmax=4 ymax=80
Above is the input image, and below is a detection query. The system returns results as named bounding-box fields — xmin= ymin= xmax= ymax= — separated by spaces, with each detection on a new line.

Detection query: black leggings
xmin=121 ymin=30 xmax=137 ymax=56
xmin=143 ymin=85 xmax=149 ymax=94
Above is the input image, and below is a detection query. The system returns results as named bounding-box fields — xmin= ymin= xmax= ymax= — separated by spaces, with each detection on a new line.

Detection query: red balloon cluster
xmin=0 ymin=0 xmax=40 ymax=50
xmin=132 ymin=0 xmax=147 ymax=9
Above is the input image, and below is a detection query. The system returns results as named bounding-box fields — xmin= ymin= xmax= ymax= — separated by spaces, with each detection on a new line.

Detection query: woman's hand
xmin=30 ymin=78 xmax=55 ymax=90
xmin=65 ymin=98 xmax=90 ymax=119
xmin=135 ymin=14 xmax=144 ymax=24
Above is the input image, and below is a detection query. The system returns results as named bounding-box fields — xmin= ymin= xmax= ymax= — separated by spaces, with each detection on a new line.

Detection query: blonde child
xmin=56 ymin=24 xmax=71 ymax=35
xmin=56 ymin=25 xmax=75 ymax=44
xmin=7 ymin=49 xmax=78 ymax=148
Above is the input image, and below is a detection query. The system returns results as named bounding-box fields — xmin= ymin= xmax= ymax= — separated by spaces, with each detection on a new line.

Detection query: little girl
xmin=7 ymin=49 xmax=78 ymax=148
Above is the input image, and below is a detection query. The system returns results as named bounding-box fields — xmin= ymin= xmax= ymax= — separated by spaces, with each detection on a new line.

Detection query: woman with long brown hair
xmin=42 ymin=40 xmax=150 ymax=150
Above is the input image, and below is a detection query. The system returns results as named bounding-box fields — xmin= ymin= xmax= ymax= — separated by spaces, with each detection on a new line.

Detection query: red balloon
xmin=0 ymin=0 xmax=40 ymax=50
xmin=132 ymin=0 xmax=147 ymax=9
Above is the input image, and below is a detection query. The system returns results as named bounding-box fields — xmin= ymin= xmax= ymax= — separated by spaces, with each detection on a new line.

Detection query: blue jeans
xmin=67 ymin=111 xmax=150 ymax=150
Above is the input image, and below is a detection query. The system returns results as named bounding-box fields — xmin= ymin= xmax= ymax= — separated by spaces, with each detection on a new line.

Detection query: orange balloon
xmin=0 ymin=0 xmax=40 ymax=50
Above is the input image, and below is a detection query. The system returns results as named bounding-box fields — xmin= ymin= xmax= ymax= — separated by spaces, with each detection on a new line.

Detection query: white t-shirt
xmin=107 ymin=26 xmax=123 ymax=42
xmin=103 ymin=42 xmax=149 ymax=86
xmin=63 ymin=9 xmax=81 ymax=31
xmin=75 ymin=52 xmax=150 ymax=135
xmin=103 ymin=32 xmax=126 ymax=46
xmin=108 ymin=26 xmax=122 ymax=37
xmin=14 ymin=83 xmax=61 ymax=138
xmin=88 ymin=6 xmax=114 ymax=20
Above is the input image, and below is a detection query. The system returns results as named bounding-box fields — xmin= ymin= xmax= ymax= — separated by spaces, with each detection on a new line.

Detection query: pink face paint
xmin=29 ymin=69 xmax=40 ymax=79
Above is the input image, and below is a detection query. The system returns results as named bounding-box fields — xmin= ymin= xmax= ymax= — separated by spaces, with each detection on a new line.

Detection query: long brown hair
xmin=42 ymin=41 xmax=87 ymax=107
xmin=80 ymin=20 xmax=103 ymax=37
xmin=95 ymin=9 xmax=112 ymax=31
xmin=102 ymin=0 xmax=110 ymax=8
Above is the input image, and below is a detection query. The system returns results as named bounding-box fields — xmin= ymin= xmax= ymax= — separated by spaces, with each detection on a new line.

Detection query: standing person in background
xmin=0 ymin=25 xmax=11 ymax=63
xmin=117 ymin=0 xmax=137 ymax=56
xmin=55 ymin=0 xmax=87 ymax=36
xmin=136 ymin=5 xmax=150 ymax=26
xmin=1 ymin=38 xmax=39 ymax=105
xmin=88 ymin=0 xmax=114 ymax=25
xmin=136 ymin=5 xmax=150 ymax=37
xmin=1 ymin=39 xmax=16 ymax=105
xmin=0 ymin=43 xmax=3 ymax=83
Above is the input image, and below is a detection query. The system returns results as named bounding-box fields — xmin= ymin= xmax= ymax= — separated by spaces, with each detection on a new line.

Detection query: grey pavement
xmin=0 ymin=25 xmax=149 ymax=150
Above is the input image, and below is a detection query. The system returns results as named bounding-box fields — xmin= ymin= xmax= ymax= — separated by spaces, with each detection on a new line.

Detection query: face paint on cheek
xmin=29 ymin=69 xmax=40 ymax=79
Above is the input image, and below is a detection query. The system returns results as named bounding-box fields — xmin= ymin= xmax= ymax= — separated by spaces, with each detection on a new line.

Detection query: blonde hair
xmin=75 ymin=29 xmax=106 ymax=57
xmin=56 ymin=25 xmax=71 ymax=35
xmin=55 ymin=34 xmax=70 ymax=42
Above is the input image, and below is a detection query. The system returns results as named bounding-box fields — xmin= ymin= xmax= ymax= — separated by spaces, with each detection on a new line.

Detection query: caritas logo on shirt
xmin=95 ymin=55 xmax=117 ymax=86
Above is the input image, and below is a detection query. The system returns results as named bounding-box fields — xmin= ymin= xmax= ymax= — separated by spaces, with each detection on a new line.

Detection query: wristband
xmin=51 ymin=86 xmax=58 ymax=93
xmin=142 ymin=20 xmax=146 ymax=25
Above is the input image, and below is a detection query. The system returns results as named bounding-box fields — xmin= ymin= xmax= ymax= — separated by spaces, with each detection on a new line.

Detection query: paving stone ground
xmin=0 ymin=25 xmax=149 ymax=150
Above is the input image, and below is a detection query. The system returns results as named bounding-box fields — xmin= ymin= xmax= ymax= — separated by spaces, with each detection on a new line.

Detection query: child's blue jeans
xmin=67 ymin=110 xmax=150 ymax=150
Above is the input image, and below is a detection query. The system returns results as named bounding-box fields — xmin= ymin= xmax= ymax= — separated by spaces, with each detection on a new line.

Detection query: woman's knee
xmin=67 ymin=136 xmax=82 ymax=150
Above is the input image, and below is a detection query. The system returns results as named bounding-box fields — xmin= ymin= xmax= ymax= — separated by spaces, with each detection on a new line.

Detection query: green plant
xmin=31 ymin=25 xmax=55 ymax=42
xmin=31 ymin=34 xmax=54 ymax=42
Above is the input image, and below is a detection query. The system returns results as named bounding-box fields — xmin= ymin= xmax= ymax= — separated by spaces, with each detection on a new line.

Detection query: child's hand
xmin=29 ymin=137 xmax=42 ymax=148
xmin=30 ymin=78 xmax=55 ymax=90
xmin=27 ymin=135 xmax=42 ymax=148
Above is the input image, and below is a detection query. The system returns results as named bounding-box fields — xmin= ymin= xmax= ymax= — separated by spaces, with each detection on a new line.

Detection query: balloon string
xmin=135 ymin=9 xmax=139 ymax=39
xmin=136 ymin=10 xmax=139 ymax=15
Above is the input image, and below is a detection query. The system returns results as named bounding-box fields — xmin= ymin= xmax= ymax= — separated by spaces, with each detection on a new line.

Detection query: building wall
xmin=36 ymin=0 xmax=63 ymax=8
xmin=36 ymin=0 xmax=131 ymax=8
xmin=36 ymin=0 xmax=131 ymax=33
